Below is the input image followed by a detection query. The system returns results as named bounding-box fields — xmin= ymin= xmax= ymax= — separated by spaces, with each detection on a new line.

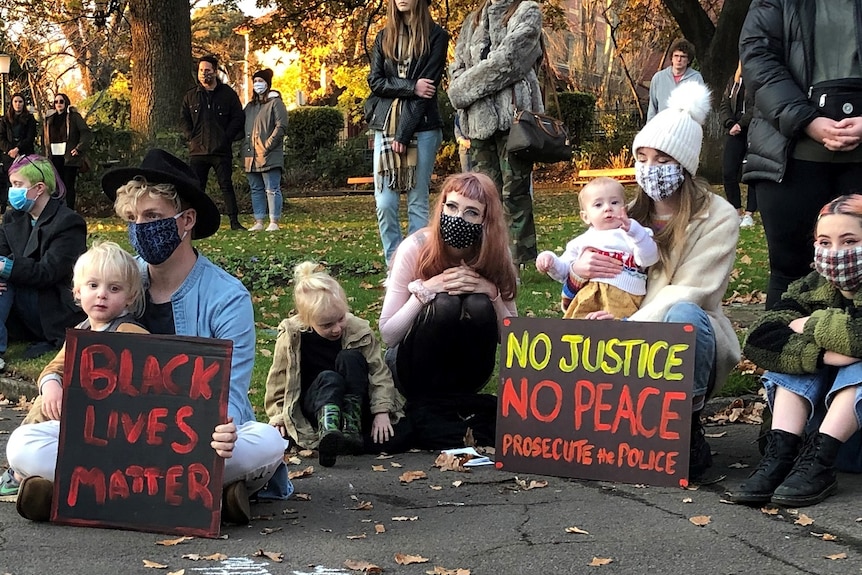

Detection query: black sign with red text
xmin=496 ymin=317 xmax=695 ymax=488
xmin=52 ymin=330 xmax=231 ymax=537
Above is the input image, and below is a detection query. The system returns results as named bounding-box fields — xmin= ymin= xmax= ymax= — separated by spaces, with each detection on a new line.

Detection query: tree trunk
xmin=128 ymin=0 xmax=193 ymax=139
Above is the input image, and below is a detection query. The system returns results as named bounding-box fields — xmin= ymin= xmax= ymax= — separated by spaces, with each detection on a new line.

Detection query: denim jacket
xmin=142 ymin=252 xmax=256 ymax=425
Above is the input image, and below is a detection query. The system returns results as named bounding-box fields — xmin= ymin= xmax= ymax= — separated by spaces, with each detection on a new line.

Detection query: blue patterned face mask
xmin=128 ymin=211 xmax=187 ymax=265
xmin=635 ymin=161 xmax=685 ymax=202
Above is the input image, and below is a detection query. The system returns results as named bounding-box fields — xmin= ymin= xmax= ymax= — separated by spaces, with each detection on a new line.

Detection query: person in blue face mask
xmin=0 ymin=155 xmax=86 ymax=367
xmin=100 ymin=149 xmax=285 ymax=524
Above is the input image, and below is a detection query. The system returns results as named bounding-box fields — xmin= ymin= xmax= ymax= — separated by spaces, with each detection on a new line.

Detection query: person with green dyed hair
xmin=0 ymin=154 xmax=86 ymax=367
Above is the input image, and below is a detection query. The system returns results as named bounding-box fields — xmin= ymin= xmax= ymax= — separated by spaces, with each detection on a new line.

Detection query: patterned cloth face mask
xmin=635 ymin=161 xmax=685 ymax=202
xmin=813 ymin=245 xmax=862 ymax=292
xmin=128 ymin=211 xmax=188 ymax=265
xmin=440 ymin=213 xmax=483 ymax=249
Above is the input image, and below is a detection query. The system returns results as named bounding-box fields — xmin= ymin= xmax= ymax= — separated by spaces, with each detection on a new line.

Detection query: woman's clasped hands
xmin=426 ymin=263 xmax=496 ymax=297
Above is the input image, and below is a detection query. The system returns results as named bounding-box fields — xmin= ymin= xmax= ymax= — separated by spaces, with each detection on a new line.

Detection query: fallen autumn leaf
xmin=155 ymin=536 xmax=193 ymax=546
xmin=395 ymin=553 xmax=429 ymax=565
xmin=344 ymin=559 xmax=383 ymax=573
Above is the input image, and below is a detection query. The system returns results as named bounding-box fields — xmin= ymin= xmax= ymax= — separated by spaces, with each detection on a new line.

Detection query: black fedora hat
xmin=101 ymin=149 xmax=221 ymax=239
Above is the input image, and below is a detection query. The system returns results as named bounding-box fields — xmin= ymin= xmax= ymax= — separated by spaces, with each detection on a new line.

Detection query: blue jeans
xmin=762 ymin=363 xmax=862 ymax=428
xmin=663 ymin=302 xmax=716 ymax=407
xmin=246 ymin=169 xmax=283 ymax=221
xmin=0 ymin=283 xmax=44 ymax=353
xmin=373 ymin=129 xmax=442 ymax=263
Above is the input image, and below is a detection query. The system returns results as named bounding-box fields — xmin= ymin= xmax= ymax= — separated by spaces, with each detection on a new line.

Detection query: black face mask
xmin=440 ymin=213 xmax=483 ymax=249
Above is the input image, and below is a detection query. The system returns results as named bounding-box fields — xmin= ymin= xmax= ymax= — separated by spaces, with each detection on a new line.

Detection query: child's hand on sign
xmin=584 ymin=310 xmax=616 ymax=321
xmin=211 ymin=417 xmax=237 ymax=459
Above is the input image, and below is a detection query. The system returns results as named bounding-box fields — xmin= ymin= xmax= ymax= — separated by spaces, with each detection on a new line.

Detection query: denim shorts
xmin=762 ymin=362 xmax=862 ymax=427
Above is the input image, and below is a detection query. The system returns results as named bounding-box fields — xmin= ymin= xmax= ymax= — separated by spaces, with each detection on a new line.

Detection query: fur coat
xmin=447 ymin=0 xmax=544 ymax=141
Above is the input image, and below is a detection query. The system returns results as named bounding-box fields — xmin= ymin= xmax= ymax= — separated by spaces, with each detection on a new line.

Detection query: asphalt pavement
xmin=1 ymin=390 xmax=861 ymax=575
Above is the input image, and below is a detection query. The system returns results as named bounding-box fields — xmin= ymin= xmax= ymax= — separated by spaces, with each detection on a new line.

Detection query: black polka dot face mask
xmin=440 ymin=213 xmax=483 ymax=249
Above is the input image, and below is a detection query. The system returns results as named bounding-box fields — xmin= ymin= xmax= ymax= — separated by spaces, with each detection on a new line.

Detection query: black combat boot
xmin=771 ymin=432 xmax=841 ymax=507
xmin=688 ymin=412 xmax=713 ymax=480
xmin=726 ymin=429 xmax=801 ymax=505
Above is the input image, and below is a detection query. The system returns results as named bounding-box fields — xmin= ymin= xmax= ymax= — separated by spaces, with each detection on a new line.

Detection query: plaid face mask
xmin=813 ymin=245 xmax=862 ymax=291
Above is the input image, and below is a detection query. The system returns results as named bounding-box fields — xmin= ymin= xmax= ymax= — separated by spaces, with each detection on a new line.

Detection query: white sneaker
xmin=740 ymin=214 xmax=755 ymax=228
xmin=249 ymin=222 xmax=264 ymax=231
xmin=265 ymin=222 xmax=280 ymax=232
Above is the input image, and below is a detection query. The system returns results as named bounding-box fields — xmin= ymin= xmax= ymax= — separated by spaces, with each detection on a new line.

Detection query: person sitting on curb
xmin=5 ymin=149 xmax=288 ymax=524
xmin=728 ymin=194 xmax=862 ymax=507
xmin=0 ymin=154 xmax=86 ymax=368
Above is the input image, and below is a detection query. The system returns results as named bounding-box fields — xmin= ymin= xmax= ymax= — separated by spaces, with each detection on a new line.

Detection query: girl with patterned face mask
xmin=378 ymin=172 xmax=518 ymax=449
xmin=731 ymin=194 xmax=862 ymax=508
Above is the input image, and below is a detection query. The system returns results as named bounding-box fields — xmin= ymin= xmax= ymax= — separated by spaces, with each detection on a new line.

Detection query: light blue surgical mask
xmin=8 ymin=185 xmax=37 ymax=212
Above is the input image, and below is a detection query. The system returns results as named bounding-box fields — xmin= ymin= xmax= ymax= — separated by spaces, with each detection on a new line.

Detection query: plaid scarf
xmin=378 ymin=33 xmax=418 ymax=192
xmin=814 ymin=245 xmax=862 ymax=291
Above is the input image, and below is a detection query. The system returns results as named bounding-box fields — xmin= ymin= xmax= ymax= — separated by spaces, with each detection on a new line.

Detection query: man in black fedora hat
xmin=180 ymin=55 xmax=246 ymax=231
xmin=9 ymin=149 xmax=288 ymax=525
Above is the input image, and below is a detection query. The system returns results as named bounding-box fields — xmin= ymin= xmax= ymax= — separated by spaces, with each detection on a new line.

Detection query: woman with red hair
xmin=379 ymin=172 xmax=517 ymax=448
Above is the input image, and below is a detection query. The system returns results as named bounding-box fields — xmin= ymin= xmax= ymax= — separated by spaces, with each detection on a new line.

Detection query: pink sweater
xmin=379 ymin=230 xmax=518 ymax=347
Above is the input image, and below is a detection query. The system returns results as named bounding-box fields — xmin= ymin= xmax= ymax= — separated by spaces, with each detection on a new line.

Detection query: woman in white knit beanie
xmin=568 ymin=81 xmax=741 ymax=481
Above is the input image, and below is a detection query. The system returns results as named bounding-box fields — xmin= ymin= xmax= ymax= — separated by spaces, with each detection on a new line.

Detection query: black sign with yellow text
xmin=496 ymin=317 xmax=695 ymax=487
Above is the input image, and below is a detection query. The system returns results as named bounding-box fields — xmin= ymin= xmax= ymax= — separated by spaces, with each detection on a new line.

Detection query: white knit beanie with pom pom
xmin=632 ymin=81 xmax=712 ymax=175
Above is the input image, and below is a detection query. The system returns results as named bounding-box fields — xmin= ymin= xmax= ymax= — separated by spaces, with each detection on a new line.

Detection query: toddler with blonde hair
xmin=265 ymin=261 xmax=407 ymax=467
xmin=0 ymin=241 xmax=147 ymax=498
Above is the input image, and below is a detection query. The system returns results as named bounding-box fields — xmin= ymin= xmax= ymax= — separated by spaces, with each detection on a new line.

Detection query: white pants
xmin=6 ymin=419 xmax=287 ymax=494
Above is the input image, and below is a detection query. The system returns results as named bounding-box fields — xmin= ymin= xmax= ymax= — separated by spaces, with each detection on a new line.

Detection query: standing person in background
xmin=366 ymin=0 xmax=447 ymax=266
xmin=448 ymin=0 xmax=543 ymax=268
xmin=243 ymin=68 xmax=288 ymax=232
xmin=720 ymin=61 xmax=758 ymax=228
xmin=181 ymin=55 xmax=246 ymax=231
xmin=42 ymin=93 xmax=91 ymax=211
xmin=741 ymin=0 xmax=862 ymax=309
xmin=454 ymin=115 xmax=471 ymax=172
xmin=0 ymin=94 xmax=37 ymax=214
xmin=647 ymin=39 xmax=704 ymax=121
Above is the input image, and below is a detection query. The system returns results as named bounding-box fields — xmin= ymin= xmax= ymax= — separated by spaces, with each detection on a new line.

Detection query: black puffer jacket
xmin=740 ymin=0 xmax=862 ymax=182
xmin=180 ymin=82 xmax=244 ymax=157
xmin=366 ymin=23 xmax=449 ymax=145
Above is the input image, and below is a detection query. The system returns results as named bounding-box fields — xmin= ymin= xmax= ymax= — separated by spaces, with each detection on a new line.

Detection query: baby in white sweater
xmin=536 ymin=177 xmax=659 ymax=318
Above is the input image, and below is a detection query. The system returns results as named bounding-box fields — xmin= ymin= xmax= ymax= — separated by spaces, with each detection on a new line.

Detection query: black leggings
xmin=301 ymin=348 xmax=412 ymax=453
xmin=756 ymin=158 xmax=862 ymax=308
xmin=395 ymin=293 xmax=499 ymax=400
xmin=722 ymin=133 xmax=757 ymax=213
xmin=301 ymin=349 xmax=369 ymax=419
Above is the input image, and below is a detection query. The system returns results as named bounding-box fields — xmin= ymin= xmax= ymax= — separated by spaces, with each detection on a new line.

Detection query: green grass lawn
xmin=5 ymin=187 xmax=768 ymax=416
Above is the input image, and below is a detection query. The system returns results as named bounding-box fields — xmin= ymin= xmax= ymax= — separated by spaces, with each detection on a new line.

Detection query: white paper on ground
xmin=442 ymin=446 xmax=494 ymax=466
